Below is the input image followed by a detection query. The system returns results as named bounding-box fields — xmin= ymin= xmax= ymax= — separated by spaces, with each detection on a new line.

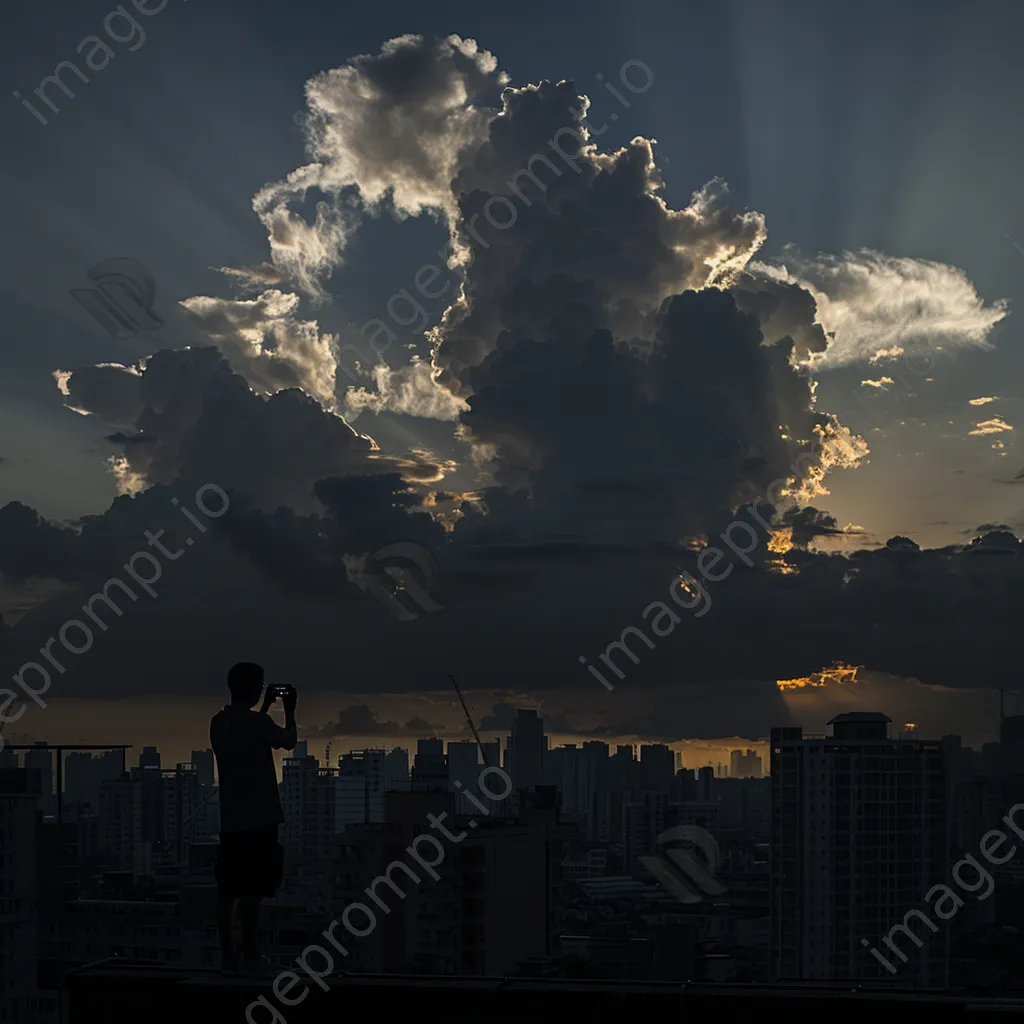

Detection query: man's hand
xmin=282 ymin=686 xmax=297 ymax=717
xmin=259 ymin=687 xmax=277 ymax=714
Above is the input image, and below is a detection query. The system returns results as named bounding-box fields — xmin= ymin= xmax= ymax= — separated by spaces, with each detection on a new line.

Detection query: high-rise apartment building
xmin=333 ymin=787 xmax=560 ymax=975
xmin=730 ymin=748 xmax=764 ymax=779
xmin=447 ymin=741 xmax=481 ymax=813
xmin=639 ymin=744 xmax=675 ymax=792
xmin=63 ymin=750 xmax=122 ymax=819
xmin=336 ymin=748 xmax=409 ymax=828
xmin=0 ymin=768 xmax=40 ymax=1024
xmin=98 ymin=773 xmax=146 ymax=874
xmin=189 ymin=749 xmax=216 ymax=788
xmin=281 ymin=753 xmax=336 ymax=862
xmin=24 ymin=745 xmax=55 ymax=818
xmin=544 ymin=744 xmax=596 ymax=819
xmin=508 ymin=710 xmax=546 ymax=790
xmin=770 ymin=713 xmax=947 ymax=987
xmin=138 ymin=746 xmax=161 ymax=771
xmin=411 ymin=738 xmax=448 ymax=791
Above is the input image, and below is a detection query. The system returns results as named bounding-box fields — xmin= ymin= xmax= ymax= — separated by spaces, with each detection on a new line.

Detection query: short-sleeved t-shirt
xmin=210 ymin=706 xmax=296 ymax=834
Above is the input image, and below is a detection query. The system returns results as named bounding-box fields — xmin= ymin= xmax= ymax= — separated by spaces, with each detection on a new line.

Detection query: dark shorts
xmin=215 ymin=824 xmax=283 ymax=899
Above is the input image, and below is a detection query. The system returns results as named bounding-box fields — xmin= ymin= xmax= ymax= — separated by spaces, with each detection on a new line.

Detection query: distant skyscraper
xmin=24 ymin=744 xmax=55 ymax=816
xmin=770 ymin=713 xmax=947 ymax=987
xmin=696 ymin=765 xmax=715 ymax=802
xmin=162 ymin=762 xmax=203 ymax=861
xmin=412 ymin=738 xmax=447 ymax=791
xmin=730 ymin=748 xmax=763 ymax=779
xmin=138 ymin=746 xmax=161 ymax=771
xmin=610 ymin=744 xmax=638 ymax=791
xmin=639 ymin=743 xmax=674 ymax=791
xmin=447 ymin=741 xmax=480 ymax=814
xmin=544 ymin=744 xmax=595 ymax=818
xmin=335 ymin=748 xmax=408 ymax=828
xmin=508 ymin=710 xmax=546 ymax=790
xmin=99 ymin=773 xmax=145 ymax=874
xmin=1000 ymin=715 xmax=1024 ymax=776
xmin=190 ymin=749 xmax=216 ymax=787
xmin=282 ymin=752 xmax=336 ymax=861
xmin=0 ymin=768 xmax=40 ymax=1024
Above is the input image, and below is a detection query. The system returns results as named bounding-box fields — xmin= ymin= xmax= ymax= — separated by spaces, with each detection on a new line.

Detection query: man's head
xmin=227 ymin=662 xmax=265 ymax=707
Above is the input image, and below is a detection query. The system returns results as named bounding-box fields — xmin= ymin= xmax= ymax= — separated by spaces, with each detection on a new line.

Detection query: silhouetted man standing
xmin=210 ymin=662 xmax=297 ymax=975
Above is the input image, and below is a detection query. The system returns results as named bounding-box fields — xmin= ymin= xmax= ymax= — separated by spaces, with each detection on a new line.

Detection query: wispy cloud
xmin=969 ymin=396 xmax=999 ymax=406
xmin=861 ymin=377 xmax=894 ymax=389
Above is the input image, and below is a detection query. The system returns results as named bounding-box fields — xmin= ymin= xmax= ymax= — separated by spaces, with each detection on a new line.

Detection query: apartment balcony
xmin=63 ymin=963 xmax=1024 ymax=1023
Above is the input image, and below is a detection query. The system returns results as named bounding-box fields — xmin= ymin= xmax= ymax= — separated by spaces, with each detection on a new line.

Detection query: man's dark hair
xmin=227 ymin=662 xmax=265 ymax=702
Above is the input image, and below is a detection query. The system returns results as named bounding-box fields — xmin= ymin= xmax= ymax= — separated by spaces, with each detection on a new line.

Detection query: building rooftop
xmin=826 ymin=712 xmax=892 ymax=724
xmin=63 ymin=964 xmax=1024 ymax=1023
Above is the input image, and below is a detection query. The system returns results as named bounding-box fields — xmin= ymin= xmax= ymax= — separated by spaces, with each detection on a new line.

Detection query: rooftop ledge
xmin=63 ymin=962 xmax=1024 ymax=1024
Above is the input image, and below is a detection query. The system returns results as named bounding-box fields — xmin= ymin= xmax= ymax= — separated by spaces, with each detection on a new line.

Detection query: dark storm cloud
xmin=403 ymin=716 xmax=446 ymax=735
xmin=304 ymin=707 xmax=445 ymax=738
xmin=965 ymin=522 xmax=1013 ymax=535
xmin=479 ymin=700 xmax=569 ymax=733
xmin=57 ymin=347 xmax=447 ymax=512
xmin=215 ymin=472 xmax=446 ymax=599
xmin=451 ymin=288 xmax=827 ymax=545
xmin=0 ymin=503 xmax=83 ymax=582
xmin=105 ymin=432 xmax=157 ymax=447
xmin=731 ymin=273 xmax=829 ymax=364
xmin=781 ymin=506 xmax=845 ymax=548
xmin=305 ymin=705 xmax=400 ymax=738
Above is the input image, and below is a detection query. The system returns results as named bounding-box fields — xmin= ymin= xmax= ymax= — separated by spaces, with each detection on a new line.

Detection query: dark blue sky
xmin=2 ymin=0 xmax=1022 ymax=542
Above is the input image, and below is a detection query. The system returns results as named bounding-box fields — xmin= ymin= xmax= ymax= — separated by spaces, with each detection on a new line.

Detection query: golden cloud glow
xmin=969 ymin=396 xmax=999 ymax=406
xmin=788 ymin=421 xmax=870 ymax=505
xmin=776 ymin=662 xmax=860 ymax=691
xmin=969 ymin=417 xmax=1013 ymax=436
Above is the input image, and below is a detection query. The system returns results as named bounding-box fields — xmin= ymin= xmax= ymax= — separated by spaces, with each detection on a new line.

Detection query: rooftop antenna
xmin=449 ymin=674 xmax=490 ymax=768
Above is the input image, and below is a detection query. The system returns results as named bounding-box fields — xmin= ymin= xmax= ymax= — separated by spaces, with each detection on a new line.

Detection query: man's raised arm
xmin=261 ymin=686 xmax=298 ymax=750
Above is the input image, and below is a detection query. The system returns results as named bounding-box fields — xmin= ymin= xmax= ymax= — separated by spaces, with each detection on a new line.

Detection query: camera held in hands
xmin=268 ymin=684 xmax=296 ymax=700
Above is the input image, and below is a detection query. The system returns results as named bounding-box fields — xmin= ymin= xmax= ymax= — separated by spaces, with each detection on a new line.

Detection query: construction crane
xmin=449 ymin=674 xmax=490 ymax=768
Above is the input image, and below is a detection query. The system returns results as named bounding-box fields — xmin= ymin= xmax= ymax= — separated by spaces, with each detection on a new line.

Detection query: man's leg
xmin=239 ymin=897 xmax=263 ymax=958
